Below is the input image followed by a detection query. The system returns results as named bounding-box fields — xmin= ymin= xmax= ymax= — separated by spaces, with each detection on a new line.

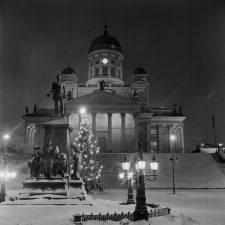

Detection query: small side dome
xmin=61 ymin=66 xmax=76 ymax=74
xmin=133 ymin=66 xmax=147 ymax=74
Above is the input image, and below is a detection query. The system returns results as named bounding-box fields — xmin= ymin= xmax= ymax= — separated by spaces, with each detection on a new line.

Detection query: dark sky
xmin=1 ymin=0 xmax=225 ymax=150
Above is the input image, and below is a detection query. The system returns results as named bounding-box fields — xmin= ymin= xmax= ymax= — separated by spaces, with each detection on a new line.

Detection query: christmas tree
xmin=72 ymin=108 xmax=103 ymax=192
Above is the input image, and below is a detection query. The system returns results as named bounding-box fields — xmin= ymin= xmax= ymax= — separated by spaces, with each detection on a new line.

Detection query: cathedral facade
xmin=23 ymin=25 xmax=186 ymax=154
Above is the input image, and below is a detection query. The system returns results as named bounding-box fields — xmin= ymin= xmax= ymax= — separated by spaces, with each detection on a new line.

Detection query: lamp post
xmin=170 ymin=134 xmax=178 ymax=195
xmin=119 ymin=155 xmax=159 ymax=221
xmin=218 ymin=143 xmax=223 ymax=153
xmin=170 ymin=155 xmax=178 ymax=195
xmin=133 ymin=155 xmax=148 ymax=221
xmin=119 ymin=156 xmax=135 ymax=204
xmin=133 ymin=155 xmax=159 ymax=221
xmin=1 ymin=134 xmax=10 ymax=203
xmin=0 ymin=134 xmax=16 ymax=202
xmin=3 ymin=134 xmax=10 ymax=157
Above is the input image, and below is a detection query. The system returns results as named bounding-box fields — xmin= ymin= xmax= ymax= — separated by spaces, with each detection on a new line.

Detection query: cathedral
xmin=23 ymin=25 xmax=186 ymax=154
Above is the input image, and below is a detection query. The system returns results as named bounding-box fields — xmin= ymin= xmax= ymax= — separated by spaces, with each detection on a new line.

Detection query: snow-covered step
xmin=97 ymin=153 xmax=225 ymax=189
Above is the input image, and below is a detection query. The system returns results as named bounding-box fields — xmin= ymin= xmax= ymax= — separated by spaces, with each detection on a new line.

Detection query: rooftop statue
xmin=99 ymin=80 xmax=105 ymax=90
xmin=47 ymin=75 xmax=66 ymax=117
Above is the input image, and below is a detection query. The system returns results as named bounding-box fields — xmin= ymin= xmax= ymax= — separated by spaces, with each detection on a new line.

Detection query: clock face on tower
xmin=102 ymin=58 xmax=108 ymax=64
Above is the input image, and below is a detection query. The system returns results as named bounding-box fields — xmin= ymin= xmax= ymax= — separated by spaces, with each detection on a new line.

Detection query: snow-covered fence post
xmin=74 ymin=213 xmax=83 ymax=225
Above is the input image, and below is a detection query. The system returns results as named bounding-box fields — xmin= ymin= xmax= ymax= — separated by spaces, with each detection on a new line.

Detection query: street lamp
xmin=119 ymin=156 xmax=135 ymax=204
xmin=0 ymin=133 xmax=16 ymax=203
xmin=218 ymin=143 xmax=223 ymax=153
xmin=119 ymin=155 xmax=159 ymax=221
xmin=79 ymin=107 xmax=86 ymax=115
xmin=133 ymin=155 xmax=148 ymax=221
xmin=150 ymin=156 xmax=159 ymax=179
xmin=0 ymin=158 xmax=17 ymax=202
xmin=133 ymin=155 xmax=159 ymax=221
xmin=3 ymin=134 xmax=10 ymax=156
xmin=170 ymin=134 xmax=178 ymax=195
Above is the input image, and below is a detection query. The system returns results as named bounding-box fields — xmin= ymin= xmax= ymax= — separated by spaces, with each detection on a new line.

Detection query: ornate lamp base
xmin=133 ymin=209 xmax=149 ymax=221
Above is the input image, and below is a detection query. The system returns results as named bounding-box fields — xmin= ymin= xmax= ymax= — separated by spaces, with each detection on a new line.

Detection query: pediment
xmin=66 ymin=90 xmax=141 ymax=113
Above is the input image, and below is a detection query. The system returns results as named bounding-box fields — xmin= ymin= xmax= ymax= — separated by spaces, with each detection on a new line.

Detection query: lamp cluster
xmin=27 ymin=125 xmax=36 ymax=133
xmin=172 ymin=124 xmax=183 ymax=134
xmin=0 ymin=171 xmax=16 ymax=179
xmin=119 ymin=155 xmax=159 ymax=180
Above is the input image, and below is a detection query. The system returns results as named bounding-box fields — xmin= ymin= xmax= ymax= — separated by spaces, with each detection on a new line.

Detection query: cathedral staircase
xmin=97 ymin=153 xmax=225 ymax=189
xmin=3 ymin=152 xmax=225 ymax=190
xmin=96 ymin=153 xmax=128 ymax=189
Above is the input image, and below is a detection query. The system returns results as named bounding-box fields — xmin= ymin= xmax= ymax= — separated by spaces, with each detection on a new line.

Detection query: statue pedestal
xmin=67 ymin=179 xmax=87 ymax=200
xmin=19 ymin=177 xmax=87 ymax=201
xmin=43 ymin=117 xmax=70 ymax=157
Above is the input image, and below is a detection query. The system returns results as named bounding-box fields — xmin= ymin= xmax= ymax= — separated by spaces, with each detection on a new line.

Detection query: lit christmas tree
xmin=72 ymin=108 xmax=103 ymax=192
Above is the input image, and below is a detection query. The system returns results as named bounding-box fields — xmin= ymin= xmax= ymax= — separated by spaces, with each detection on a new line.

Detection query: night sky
xmin=1 ymin=0 xmax=225 ymax=150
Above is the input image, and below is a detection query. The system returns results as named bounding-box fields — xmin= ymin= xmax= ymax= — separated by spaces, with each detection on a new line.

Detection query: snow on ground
xmin=0 ymin=189 xmax=225 ymax=225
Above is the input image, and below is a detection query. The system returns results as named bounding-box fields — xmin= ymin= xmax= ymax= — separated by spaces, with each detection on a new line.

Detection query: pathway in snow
xmin=0 ymin=189 xmax=224 ymax=225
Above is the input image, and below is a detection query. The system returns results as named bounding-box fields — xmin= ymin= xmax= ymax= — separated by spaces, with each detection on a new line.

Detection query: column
xmin=180 ymin=125 xmax=184 ymax=153
xmin=38 ymin=125 xmax=45 ymax=151
xmin=108 ymin=113 xmax=112 ymax=152
xmin=24 ymin=123 xmax=29 ymax=153
xmin=92 ymin=113 xmax=96 ymax=138
xmin=78 ymin=113 xmax=81 ymax=130
xmin=156 ymin=124 xmax=160 ymax=153
xmin=28 ymin=128 xmax=32 ymax=153
xmin=121 ymin=113 xmax=126 ymax=152
xmin=147 ymin=121 xmax=151 ymax=153
xmin=134 ymin=113 xmax=139 ymax=151
xmin=36 ymin=124 xmax=43 ymax=148
xmin=176 ymin=126 xmax=181 ymax=153
xmin=168 ymin=124 xmax=173 ymax=153
xmin=31 ymin=130 xmax=35 ymax=151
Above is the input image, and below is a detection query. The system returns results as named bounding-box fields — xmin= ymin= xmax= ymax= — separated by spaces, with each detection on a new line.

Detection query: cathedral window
xmin=151 ymin=141 xmax=158 ymax=152
xmin=95 ymin=67 xmax=99 ymax=76
xmin=111 ymin=60 xmax=115 ymax=65
xmin=95 ymin=60 xmax=99 ymax=65
xmin=118 ymin=69 xmax=121 ymax=78
xmin=150 ymin=129 xmax=157 ymax=135
xmin=103 ymin=67 xmax=107 ymax=76
xmin=111 ymin=67 xmax=115 ymax=76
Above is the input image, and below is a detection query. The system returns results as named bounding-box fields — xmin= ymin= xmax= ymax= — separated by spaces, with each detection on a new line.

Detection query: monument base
xmin=19 ymin=177 xmax=87 ymax=201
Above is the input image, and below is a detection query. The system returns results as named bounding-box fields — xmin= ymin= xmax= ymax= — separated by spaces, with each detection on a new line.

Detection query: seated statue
xmin=28 ymin=146 xmax=42 ymax=178
xmin=52 ymin=152 xmax=67 ymax=178
xmin=42 ymin=140 xmax=54 ymax=178
xmin=99 ymin=80 xmax=105 ymax=90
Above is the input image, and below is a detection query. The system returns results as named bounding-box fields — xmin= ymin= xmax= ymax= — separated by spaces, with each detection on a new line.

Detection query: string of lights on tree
xmin=73 ymin=108 xmax=103 ymax=190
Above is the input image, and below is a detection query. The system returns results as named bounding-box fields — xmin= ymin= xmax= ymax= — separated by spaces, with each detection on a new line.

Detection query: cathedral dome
xmin=89 ymin=25 xmax=122 ymax=53
xmin=61 ymin=66 xmax=76 ymax=74
xmin=133 ymin=66 xmax=147 ymax=74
